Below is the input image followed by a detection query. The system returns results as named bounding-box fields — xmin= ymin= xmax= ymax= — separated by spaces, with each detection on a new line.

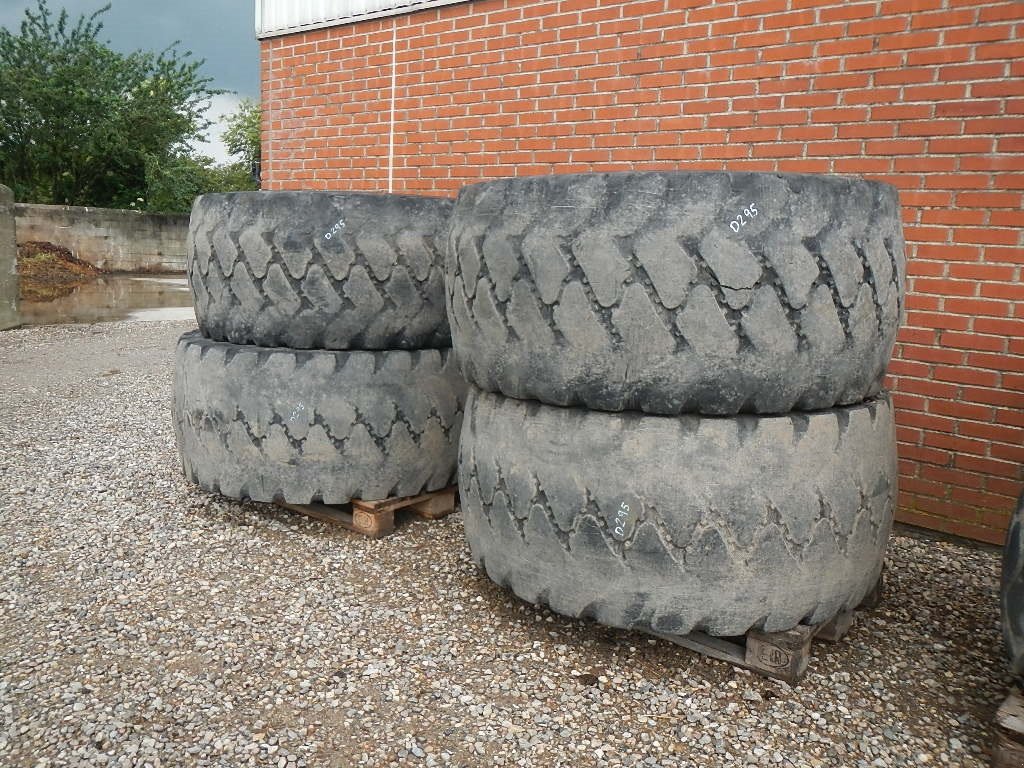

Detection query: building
xmin=257 ymin=0 xmax=1024 ymax=543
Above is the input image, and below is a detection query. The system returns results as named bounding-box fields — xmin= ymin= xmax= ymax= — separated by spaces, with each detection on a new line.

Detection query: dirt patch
xmin=17 ymin=241 xmax=103 ymax=302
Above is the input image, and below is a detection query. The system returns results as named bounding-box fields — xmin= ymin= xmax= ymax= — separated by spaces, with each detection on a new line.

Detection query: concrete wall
xmin=13 ymin=203 xmax=188 ymax=273
xmin=262 ymin=0 xmax=1024 ymax=543
xmin=0 ymin=185 xmax=18 ymax=330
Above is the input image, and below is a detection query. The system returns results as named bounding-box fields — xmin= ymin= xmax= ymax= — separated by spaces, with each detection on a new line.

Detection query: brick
xmin=910 ymin=9 xmax=977 ymax=29
xmin=980 ymin=4 xmax=1024 ymax=22
xmin=864 ymin=139 xmax=927 ymax=155
xmin=944 ymin=298 xmax=1013 ymax=318
xmin=701 ymin=144 xmax=750 ymax=159
xmin=925 ymin=174 xmax=992 ymax=190
xmin=908 ymin=45 xmax=973 ymax=66
xmin=731 ymin=127 xmax=784 ymax=142
xmin=972 ymin=80 xmax=1024 ymax=98
xmin=928 ymin=137 xmax=994 ymax=154
xmin=761 ymin=44 xmax=817 ymax=62
xmin=985 ymin=247 xmax=1024 ymax=264
xmin=933 ymin=366 xmax=995 ymax=387
xmin=775 ymin=158 xmax=831 ymax=173
xmin=687 ymin=4 xmax=737 ymax=22
xmin=263 ymin=4 xmax=1024 ymax=542
xmin=873 ymin=104 xmax=933 ymax=121
xmin=653 ymin=145 xmax=701 ymax=160
xmin=935 ymin=100 xmax=1005 ymax=118
xmin=951 ymin=487 xmax=1017 ymax=511
xmin=960 ymin=420 xmax=1024 ymax=447
xmin=976 ymin=41 xmax=1024 ymax=60
xmin=811 ymin=107 xmax=870 ymax=122
xmin=920 ymin=465 xmax=985 ymax=489
xmin=919 ymin=208 xmax=986 ymax=226
xmin=902 ymin=477 xmax=947 ymax=498
xmin=820 ymin=3 xmax=877 ymax=22
xmin=880 ymin=31 xmax=943 ymax=50
xmin=961 ymin=385 xmax=1024 ymax=408
xmin=923 ymin=432 xmax=988 ymax=456
xmin=940 ymin=62 xmax=1009 ymax=81
xmin=941 ymin=331 xmax=1010 ymax=352
xmin=843 ymin=87 xmax=904 ymax=105
xmin=927 ymin=399 xmax=994 ymax=422
xmin=899 ymin=344 xmax=965 ymax=365
xmin=875 ymin=67 xmax=938 ymax=85
xmin=817 ymin=38 xmax=875 ymax=57
xmin=981 ymin=281 xmax=1024 ymax=299
xmin=953 ymin=227 xmax=1021 ymax=246
xmin=975 ymin=318 xmax=1024 ymax=337
xmin=944 ymin=23 xmax=1015 ymax=45
xmin=754 ymin=110 xmax=808 ymax=126
xmin=995 ymin=442 xmax=1024 ymax=466
xmin=845 ymin=53 xmax=905 ymax=71
xmin=806 ymin=141 xmax=865 ymax=157
xmin=898 ymin=120 xmax=966 ymax=137
xmin=900 ymin=444 xmax=954 ymax=466
xmin=955 ymin=454 xmax=1021 ymax=479
xmin=958 ymin=191 xmax=1023 ymax=208
xmin=837 ymin=123 xmax=895 ymax=139
xmin=996 ymin=174 xmax=1024 ymax=189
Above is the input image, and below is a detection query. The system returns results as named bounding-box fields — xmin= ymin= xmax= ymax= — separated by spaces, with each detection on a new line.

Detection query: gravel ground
xmin=0 ymin=320 xmax=1012 ymax=768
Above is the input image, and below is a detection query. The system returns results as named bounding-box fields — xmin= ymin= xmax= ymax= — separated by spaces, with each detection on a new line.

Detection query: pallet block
xmin=994 ymin=688 xmax=1024 ymax=768
xmin=648 ymin=574 xmax=884 ymax=684
xmin=277 ymin=486 xmax=457 ymax=538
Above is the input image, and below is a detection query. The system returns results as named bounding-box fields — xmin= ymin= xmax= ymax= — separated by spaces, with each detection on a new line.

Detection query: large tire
xmin=1002 ymin=492 xmax=1024 ymax=677
xmin=189 ymin=191 xmax=453 ymax=350
xmin=447 ymin=171 xmax=905 ymax=415
xmin=459 ymin=389 xmax=896 ymax=637
xmin=172 ymin=332 xmax=466 ymax=503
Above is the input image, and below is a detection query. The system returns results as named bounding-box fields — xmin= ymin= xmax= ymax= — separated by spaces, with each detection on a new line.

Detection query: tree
xmin=0 ymin=0 xmax=217 ymax=209
xmin=222 ymin=98 xmax=261 ymax=175
xmin=143 ymin=151 xmax=255 ymax=214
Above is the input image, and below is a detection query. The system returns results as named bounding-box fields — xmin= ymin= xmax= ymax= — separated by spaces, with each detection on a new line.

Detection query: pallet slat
xmin=647 ymin=574 xmax=884 ymax=684
xmin=995 ymin=689 xmax=1024 ymax=768
xmin=277 ymin=486 xmax=457 ymax=538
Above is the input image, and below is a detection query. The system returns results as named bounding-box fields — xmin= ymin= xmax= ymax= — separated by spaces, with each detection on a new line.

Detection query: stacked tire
xmin=1002 ymin=492 xmax=1024 ymax=678
xmin=173 ymin=191 xmax=467 ymax=505
xmin=448 ymin=171 xmax=905 ymax=636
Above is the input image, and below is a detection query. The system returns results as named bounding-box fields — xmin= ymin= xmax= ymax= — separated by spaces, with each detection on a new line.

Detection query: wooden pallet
xmin=647 ymin=574 xmax=884 ymax=684
xmin=994 ymin=688 xmax=1024 ymax=768
xmin=277 ymin=486 xmax=456 ymax=538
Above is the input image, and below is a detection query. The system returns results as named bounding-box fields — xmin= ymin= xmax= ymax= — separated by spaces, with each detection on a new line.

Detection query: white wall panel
xmin=256 ymin=0 xmax=470 ymax=37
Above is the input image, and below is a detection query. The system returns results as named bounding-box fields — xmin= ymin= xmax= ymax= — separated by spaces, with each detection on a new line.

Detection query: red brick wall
xmin=261 ymin=0 xmax=1024 ymax=544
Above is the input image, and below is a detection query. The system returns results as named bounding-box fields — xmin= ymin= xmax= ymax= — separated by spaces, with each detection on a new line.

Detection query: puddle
xmin=18 ymin=274 xmax=195 ymax=326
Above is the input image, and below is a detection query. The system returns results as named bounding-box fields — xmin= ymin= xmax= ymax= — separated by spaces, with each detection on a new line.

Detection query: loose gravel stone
xmin=0 ymin=320 xmax=1012 ymax=767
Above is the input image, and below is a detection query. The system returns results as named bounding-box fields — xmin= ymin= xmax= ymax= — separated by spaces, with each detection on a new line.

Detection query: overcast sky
xmin=0 ymin=0 xmax=260 ymax=163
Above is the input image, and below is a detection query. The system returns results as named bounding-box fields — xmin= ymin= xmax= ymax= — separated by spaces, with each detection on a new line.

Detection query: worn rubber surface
xmin=447 ymin=171 xmax=905 ymax=415
xmin=173 ymin=332 xmax=466 ymax=504
xmin=459 ymin=389 xmax=896 ymax=637
xmin=1002 ymin=492 xmax=1024 ymax=677
xmin=189 ymin=191 xmax=453 ymax=350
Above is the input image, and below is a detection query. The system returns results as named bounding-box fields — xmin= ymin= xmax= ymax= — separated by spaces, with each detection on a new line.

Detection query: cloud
xmin=0 ymin=0 xmax=259 ymax=96
xmin=191 ymin=93 xmax=246 ymax=165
